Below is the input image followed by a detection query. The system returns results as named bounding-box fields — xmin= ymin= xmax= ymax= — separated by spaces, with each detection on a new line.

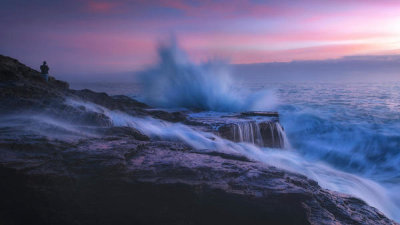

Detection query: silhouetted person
xmin=40 ymin=61 xmax=49 ymax=82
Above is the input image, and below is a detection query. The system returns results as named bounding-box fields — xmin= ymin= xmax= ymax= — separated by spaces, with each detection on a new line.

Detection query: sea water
xmin=71 ymin=81 xmax=400 ymax=221
xmin=70 ymin=44 xmax=400 ymax=221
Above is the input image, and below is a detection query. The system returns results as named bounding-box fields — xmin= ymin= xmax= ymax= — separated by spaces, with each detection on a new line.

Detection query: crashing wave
xmin=136 ymin=41 xmax=276 ymax=112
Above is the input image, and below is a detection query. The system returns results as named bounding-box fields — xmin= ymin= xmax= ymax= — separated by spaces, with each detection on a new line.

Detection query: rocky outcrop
xmin=217 ymin=120 xmax=287 ymax=148
xmin=240 ymin=111 xmax=279 ymax=117
xmin=0 ymin=55 xmax=185 ymax=123
xmin=0 ymin=135 xmax=396 ymax=225
xmin=0 ymin=54 xmax=397 ymax=225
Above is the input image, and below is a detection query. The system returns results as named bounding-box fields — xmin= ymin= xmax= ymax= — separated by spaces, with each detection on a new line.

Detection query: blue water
xmin=259 ymin=82 xmax=400 ymax=221
xmin=92 ymin=81 xmax=400 ymax=183
xmin=70 ymin=43 xmax=400 ymax=221
xmin=71 ymin=80 xmax=400 ymax=221
xmin=273 ymin=82 xmax=400 ymax=182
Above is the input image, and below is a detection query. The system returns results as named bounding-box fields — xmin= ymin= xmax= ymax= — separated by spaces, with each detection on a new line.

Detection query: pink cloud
xmin=159 ymin=0 xmax=285 ymax=19
xmin=4 ymin=0 xmax=400 ymax=75
xmin=87 ymin=1 xmax=120 ymax=13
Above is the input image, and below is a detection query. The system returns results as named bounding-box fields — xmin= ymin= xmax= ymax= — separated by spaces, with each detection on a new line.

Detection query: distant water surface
xmin=71 ymin=80 xmax=400 ymax=220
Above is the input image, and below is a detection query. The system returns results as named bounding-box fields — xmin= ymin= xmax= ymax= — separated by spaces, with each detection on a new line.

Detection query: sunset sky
xmin=1 ymin=0 xmax=400 ymax=76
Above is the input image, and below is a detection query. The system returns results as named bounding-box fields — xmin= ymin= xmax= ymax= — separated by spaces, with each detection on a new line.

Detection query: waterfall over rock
xmin=188 ymin=111 xmax=290 ymax=149
xmin=217 ymin=120 xmax=289 ymax=148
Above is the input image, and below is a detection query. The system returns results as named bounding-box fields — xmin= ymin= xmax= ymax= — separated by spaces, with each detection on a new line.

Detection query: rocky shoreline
xmin=0 ymin=55 xmax=397 ymax=225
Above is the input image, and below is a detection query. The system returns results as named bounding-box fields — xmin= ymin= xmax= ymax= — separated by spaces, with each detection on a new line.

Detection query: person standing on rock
xmin=40 ymin=61 xmax=49 ymax=82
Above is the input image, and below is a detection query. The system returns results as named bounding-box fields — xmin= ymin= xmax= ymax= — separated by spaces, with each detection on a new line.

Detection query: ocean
xmin=69 ymin=45 xmax=400 ymax=221
xmin=71 ymin=80 xmax=400 ymax=221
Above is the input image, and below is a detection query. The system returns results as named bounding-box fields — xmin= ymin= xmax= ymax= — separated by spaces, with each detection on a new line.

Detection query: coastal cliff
xmin=0 ymin=55 xmax=397 ymax=225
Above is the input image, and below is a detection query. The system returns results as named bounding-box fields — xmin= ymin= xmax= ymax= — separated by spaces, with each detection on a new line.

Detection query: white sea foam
xmin=63 ymin=99 xmax=399 ymax=221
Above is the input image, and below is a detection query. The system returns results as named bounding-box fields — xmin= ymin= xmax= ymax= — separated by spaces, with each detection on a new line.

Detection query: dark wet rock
xmin=191 ymin=149 xmax=252 ymax=162
xmin=0 ymin=135 xmax=397 ymax=225
xmin=102 ymin=126 xmax=150 ymax=141
xmin=218 ymin=123 xmax=242 ymax=140
xmin=217 ymin=120 xmax=286 ymax=148
xmin=187 ymin=112 xmax=286 ymax=148
xmin=147 ymin=109 xmax=187 ymax=122
xmin=68 ymin=89 xmax=148 ymax=116
xmin=240 ymin=111 xmax=280 ymax=118
xmin=112 ymin=95 xmax=148 ymax=108
xmin=259 ymin=121 xmax=286 ymax=148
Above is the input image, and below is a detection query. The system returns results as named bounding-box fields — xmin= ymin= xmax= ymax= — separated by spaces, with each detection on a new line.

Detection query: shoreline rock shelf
xmin=217 ymin=120 xmax=288 ymax=148
xmin=0 ymin=55 xmax=397 ymax=225
xmin=240 ymin=111 xmax=280 ymax=118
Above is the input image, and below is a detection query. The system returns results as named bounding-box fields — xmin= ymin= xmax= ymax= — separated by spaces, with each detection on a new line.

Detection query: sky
xmin=1 ymin=0 xmax=400 ymax=78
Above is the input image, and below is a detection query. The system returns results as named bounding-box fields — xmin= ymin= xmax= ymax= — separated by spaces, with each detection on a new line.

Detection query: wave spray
xmin=137 ymin=40 xmax=276 ymax=112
